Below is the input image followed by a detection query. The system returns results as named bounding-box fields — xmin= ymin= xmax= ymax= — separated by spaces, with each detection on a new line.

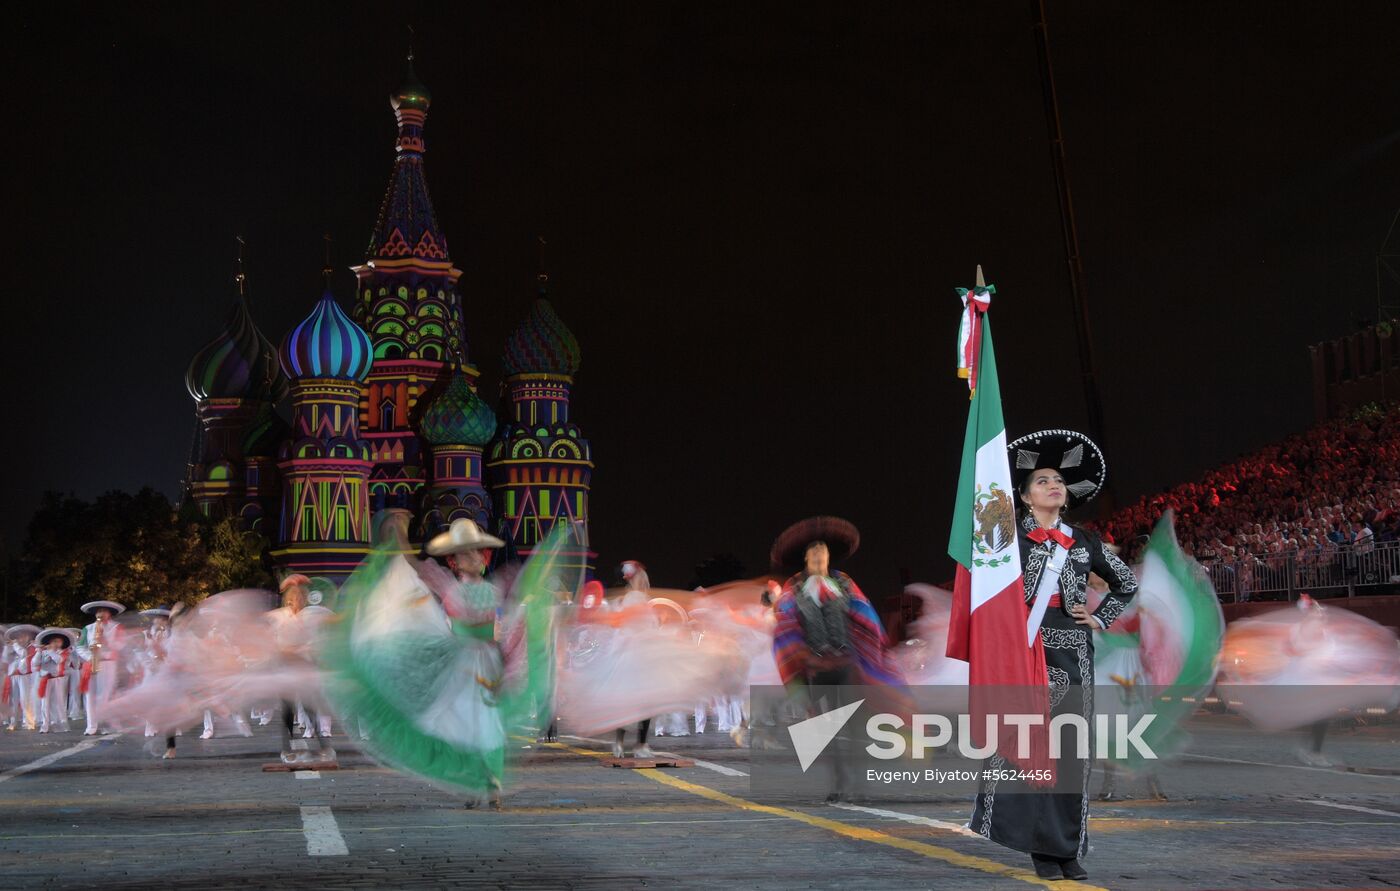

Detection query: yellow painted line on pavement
xmin=537 ymin=739 xmax=1104 ymax=890
xmin=0 ymin=815 xmax=791 ymax=842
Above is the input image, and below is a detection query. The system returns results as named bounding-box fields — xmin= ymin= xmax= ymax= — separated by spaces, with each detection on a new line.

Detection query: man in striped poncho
xmin=770 ymin=516 xmax=904 ymax=800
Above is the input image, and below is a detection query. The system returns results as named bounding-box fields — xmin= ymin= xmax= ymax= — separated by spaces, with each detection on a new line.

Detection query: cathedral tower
xmin=271 ymin=286 xmax=375 ymax=581
xmin=418 ymin=368 xmax=497 ymax=536
xmin=183 ymin=263 xmax=287 ymax=521
xmin=350 ymin=57 xmax=473 ymax=533
xmin=486 ymin=275 xmax=594 ymax=576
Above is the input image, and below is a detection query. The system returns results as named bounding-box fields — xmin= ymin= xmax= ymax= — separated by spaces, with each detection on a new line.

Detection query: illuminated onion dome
xmin=186 ymin=298 xmax=286 ymax=402
xmin=392 ymin=60 xmax=431 ymax=112
xmin=501 ymin=296 xmax=581 ymax=377
xmin=279 ymin=289 xmax=374 ymax=382
xmin=420 ymin=371 xmax=497 ymax=446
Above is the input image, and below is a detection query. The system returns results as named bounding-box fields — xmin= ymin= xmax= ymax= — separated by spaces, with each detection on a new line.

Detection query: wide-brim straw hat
xmin=5 ymin=624 xmax=40 ymax=640
xmin=426 ymin=518 xmax=505 ymax=556
xmin=37 ymin=627 xmax=76 ymax=647
xmin=770 ymin=516 xmax=860 ymax=572
xmin=80 ymin=600 xmax=127 ymax=615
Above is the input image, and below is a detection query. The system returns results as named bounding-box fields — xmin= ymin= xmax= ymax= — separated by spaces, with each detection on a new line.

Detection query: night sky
xmin=4 ymin=2 xmax=1398 ymax=595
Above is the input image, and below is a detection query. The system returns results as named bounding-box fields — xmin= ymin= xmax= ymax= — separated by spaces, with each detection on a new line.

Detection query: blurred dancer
xmin=158 ymin=602 xmax=191 ymax=759
xmin=0 ymin=625 xmax=9 ymax=729
xmin=139 ymin=608 xmax=172 ymax=737
xmin=615 ymin=559 xmax=657 ymax=759
xmin=267 ymin=575 xmax=321 ymax=760
xmin=323 ymin=515 xmax=566 ymax=807
xmin=1220 ymin=592 xmax=1400 ymax=763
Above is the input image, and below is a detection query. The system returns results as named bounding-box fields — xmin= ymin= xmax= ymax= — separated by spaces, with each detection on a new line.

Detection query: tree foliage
xmin=11 ymin=488 xmax=275 ymax=625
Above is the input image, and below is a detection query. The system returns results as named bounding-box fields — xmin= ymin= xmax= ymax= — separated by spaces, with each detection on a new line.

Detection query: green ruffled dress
xmin=322 ymin=527 xmax=569 ymax=796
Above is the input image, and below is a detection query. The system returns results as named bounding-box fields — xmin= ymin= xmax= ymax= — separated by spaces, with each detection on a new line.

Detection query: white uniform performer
xmin=34 ymin=629 xmax=77 ymax=733
xmin=64 ymin=628 xmax=84 ymax=723
xmin=76 ymin=600 xmax=127 ymax=735
xmin=5 ymin=625 xmax=41 ymax=731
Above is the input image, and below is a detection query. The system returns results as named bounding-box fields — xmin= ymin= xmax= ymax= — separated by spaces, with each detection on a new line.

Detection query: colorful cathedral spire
xmin=351 ymin=54 xmax=474 ymax=529
xmin=270 ymin=285 xmax=375 ymax=581
xmin=183 ymin=248 xmax=287 ymax=519
xmin=487 ymin=271 xmax=594 ymax=577
xmin=364 ymin=55 xmax=448 ymax=270
xmin=419 ymin=368 xmax=497 ymax=535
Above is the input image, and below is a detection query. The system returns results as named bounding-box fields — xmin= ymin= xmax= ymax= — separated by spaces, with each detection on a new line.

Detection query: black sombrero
xmin=770 ymin=516 xmax=860 ymax=572
xmin=1007 ymin=429 xmax=1107 ymax=509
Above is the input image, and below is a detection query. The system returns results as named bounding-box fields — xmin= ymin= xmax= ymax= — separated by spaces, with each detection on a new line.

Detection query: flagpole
xmin=1031 ymin=0 xmax=1108 ymax=456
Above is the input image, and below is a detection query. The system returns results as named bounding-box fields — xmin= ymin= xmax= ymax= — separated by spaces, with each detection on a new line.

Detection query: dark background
xmin=3 ymin=1 xmax=1397 ymax=593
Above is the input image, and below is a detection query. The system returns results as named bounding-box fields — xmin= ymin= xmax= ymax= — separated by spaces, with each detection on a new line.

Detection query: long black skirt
xmin=969 ymin=608 xmax=1094 ymax=860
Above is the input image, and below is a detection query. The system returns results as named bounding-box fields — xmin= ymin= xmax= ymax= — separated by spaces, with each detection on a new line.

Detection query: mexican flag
xmin=945 ymin=290 xmax=1052 ymax=776
xmin=1096 ymin=510 xmax=1224 ymax=769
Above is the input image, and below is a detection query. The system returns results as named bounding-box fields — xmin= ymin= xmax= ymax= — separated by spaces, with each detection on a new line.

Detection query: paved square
xmin=1 ymin=715 xmax=1397 ymax=889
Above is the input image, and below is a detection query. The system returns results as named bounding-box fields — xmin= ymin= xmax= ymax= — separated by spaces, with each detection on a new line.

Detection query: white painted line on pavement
xmin=300 ymin=805 xmax=348 ymax=856
xmin=829 ymin=802 xmax=982 ymax=837
xmin=0 ymin=734 xmax=119 ymax=785
xmin=1185 ymin=753 xmax=1400 ymax=781
xmin=560 ymin=734 xmax=750 ymax=776
xmin=562 ymin=734 xmax=610 ymax=745
xmin=1296 ymin=798 xmax=1400 ymax=818
xmin=295 ymin=771 xmax=321 ymax=779
xmin=690 ymin=759 xmax=748 ymax=777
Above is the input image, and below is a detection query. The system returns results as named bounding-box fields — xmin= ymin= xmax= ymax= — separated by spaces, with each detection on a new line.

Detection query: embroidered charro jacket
xmin=1018 ymin=514 xmax=1137 ymax=630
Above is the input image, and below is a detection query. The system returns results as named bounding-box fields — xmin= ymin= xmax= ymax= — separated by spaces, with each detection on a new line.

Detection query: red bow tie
xmin=1027 ymin=527 xmax=1075 ymax=550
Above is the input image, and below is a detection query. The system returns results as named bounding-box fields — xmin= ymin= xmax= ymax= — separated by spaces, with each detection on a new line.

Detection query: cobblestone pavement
xmin=0 ymin=714 xmax=1396 ymax=890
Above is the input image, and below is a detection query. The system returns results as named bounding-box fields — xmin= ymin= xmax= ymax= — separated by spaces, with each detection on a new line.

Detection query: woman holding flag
xmin=947 ymin=274 xmax=1137 ymax=881
xmin=971 ymin=430 xmax=1137 ymax=880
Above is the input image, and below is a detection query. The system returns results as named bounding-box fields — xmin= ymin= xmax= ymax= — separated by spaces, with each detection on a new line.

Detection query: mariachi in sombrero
xmin=769 ymin=515 xmax=860 ymax=572
xmin=968 ymin=425 xmax=1138 ymax=875
xmin=768 ymin=515 xmax=904 ymax=699
xmin=1007 ymin=428 xmax=1107 ymax=509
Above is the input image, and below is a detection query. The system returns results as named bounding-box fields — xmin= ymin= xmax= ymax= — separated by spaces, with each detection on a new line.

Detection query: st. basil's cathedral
xmin=181 ymin=61 xmax=594 ymax=592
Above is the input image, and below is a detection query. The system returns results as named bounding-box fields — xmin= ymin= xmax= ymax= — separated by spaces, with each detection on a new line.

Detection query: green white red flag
xmin=945 ymin=276 xmax=1052 ymax=777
